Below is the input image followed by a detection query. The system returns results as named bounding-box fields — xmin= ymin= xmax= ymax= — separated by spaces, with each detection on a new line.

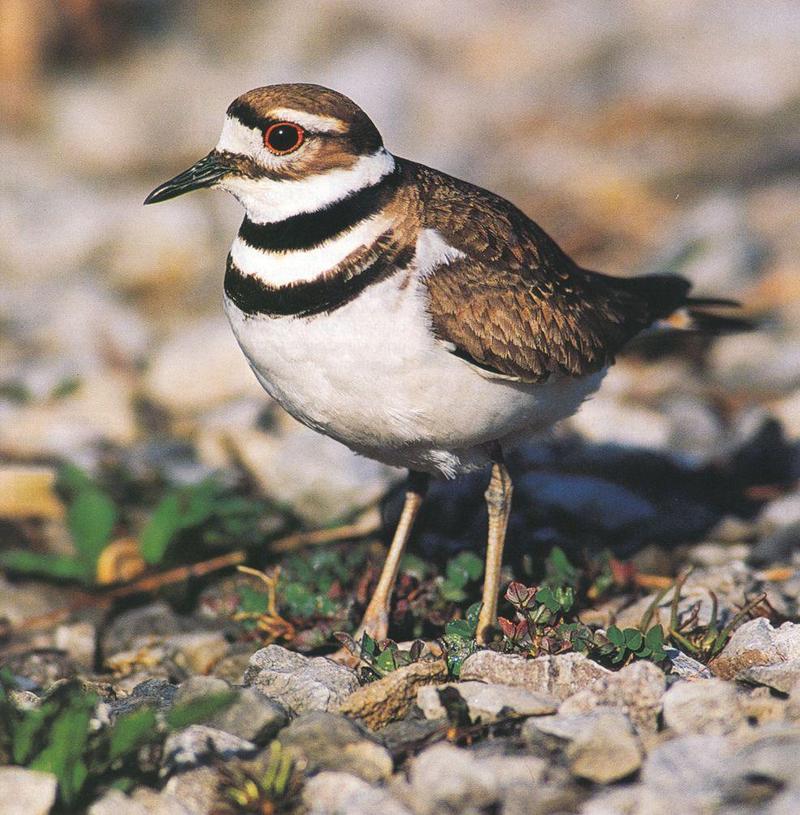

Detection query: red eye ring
xmin=263 ymin=122 xmax=305 ymax=155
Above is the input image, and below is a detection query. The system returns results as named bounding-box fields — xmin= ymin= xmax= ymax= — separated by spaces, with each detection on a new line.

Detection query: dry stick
xmin=9 ymin=550 xmax=247 ymax=633
xmin=267 ymin=513 xmax=380 ymax=553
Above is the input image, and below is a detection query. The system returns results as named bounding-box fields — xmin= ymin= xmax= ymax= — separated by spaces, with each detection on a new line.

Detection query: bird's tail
xmin=658 ymin=296 xmax=754 ymax=335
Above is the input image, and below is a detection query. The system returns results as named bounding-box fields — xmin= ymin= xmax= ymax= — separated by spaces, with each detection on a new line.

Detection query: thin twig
xmin=10 ymin=550 xmax=247 ymax=633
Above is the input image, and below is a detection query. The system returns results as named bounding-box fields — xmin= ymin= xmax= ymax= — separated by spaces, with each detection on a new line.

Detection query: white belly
xmin=224 ymin=275 xmax=603 ymax=477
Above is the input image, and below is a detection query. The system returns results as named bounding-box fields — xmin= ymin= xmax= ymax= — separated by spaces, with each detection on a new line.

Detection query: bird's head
xmin=144 ymin=83 xmax=394 ymax=221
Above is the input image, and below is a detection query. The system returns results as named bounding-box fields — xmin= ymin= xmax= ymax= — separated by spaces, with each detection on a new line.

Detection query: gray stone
xmin=665 ymin=647 xmax=713 ymax=679
xmin=527 ymin=711 xmax=642 ymax=783
xmin=640 ymin=735 xmax=733 ymax=812
xmin=277 ymin=711 xmax=393 ymax=783
xmin=713 ymin=618 xmax=800 ymax=678
xmin=303 ymin=772 xmax=413 ymax=815
xmin=174 ymin=676 xmax=289 ymax=743
xmin=416 ymin=681 xmax=557 ymax=722
xmin=405 ymin=743 xmax=547 ymax=815
xmin=161 ymin=725 xmax=256 ymax=772
xmin=163 ymin=766 xmax=221 ymax=815
xmin=102 ymin=601 xmax=183 ymax=654
xmin=460 ymin=650 xmax=610 ymax=700
xmin=243 ymin=644 xmax=359 ymax=714
xmin=739 ymin=660 xmax=800 ymax=694
xmin=53 ymin=622 xmax=96 ymax=669
xmin=89 ymin=788 xmax=193 ymax=815
xmin=576 ymin=660 xmax=667 ymax=737
xmin=164 ymin=631 xmax=230 ymax=675
xmin=662 ymin=679 xmax=743 ymax=736
xmin=108 ymin=678 xmax=177 ymax=720
xmin=0 ymin=768 xmax=58 ymax=815
xmin=227 ymin=419 xmax=399 ymax=525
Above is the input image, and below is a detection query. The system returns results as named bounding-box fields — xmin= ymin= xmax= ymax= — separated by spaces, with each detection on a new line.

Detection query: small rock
xmin=405 ymin=743 xmax=547 ymax=815
xmin=88 ymin=788 xmax=192 ymax=815
xmin=1 ymin=648 xmax=77 ymax=691
xmin=303 ymin=771 xmax=414 ymax=815
xmin=244 ymin=644 xmax=359 ymax=714
xmin=532 ymin=711 xmax=642 ymax=784
xmin=460 ymin=651 xmax=610 ymax=700
xmin=278 ymin=712 xmax=393 ymax=783
xmin=162 ymin=725 xmax=256 ymax=772
xmin=102 ymin=601 xmax=183 ymax=654
xmin=417 ymin=681 xmax=557 ymax=722
xmin=163 ymin=766 xmax=221 ymax=815
xmin=174 ymin=676 xmax=288 ymax=743
xmin=639 ymin=735 xmax=733 ymax=812
xmin=338 ymin=658 xmax=448 ymax=729
xmin=228 ymin=421 xmax=399 ymax=525
xmin=53 ymin=622 xmax=96 ymax=669
xmin=662 ymin=679 xmax=743 ymax=735
xmin=712 ymin=618 xmax=800 ymax=678
xmin=758 ymin=491 xmax=800 ymax=533
xmin=164 ymin=631 xmax=230 ymax=675
xmin=738 ymin=660 xmax=800 ymax=694
xmin=665 ymin=648 xmax=713 ymax=679
xmin=144 ymin=318 xmax=263 ymax=414
xmin=575 ymin=660 xmax=667 ymax=737
xmin=107 ymin=678 xmax=177 ymax=720
xmin=0 ymin=576 xmax=72 ymax=627
xmin=0 ymin=767 xmax=58 ymax=815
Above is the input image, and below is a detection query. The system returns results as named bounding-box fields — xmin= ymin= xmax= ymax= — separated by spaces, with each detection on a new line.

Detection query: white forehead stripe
xmin=231 ymin=214 xmax=393 ymax=287
xmin=268 ymin=108 xmax=347 ymax=133
xmin=219 ymin=149 xmax=396 ymax=223
xmin=217 ymin=115 xmax=261 ymax=155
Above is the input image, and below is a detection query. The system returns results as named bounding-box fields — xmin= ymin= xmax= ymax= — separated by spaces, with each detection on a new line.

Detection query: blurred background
xmin=1 ymin=0 xmax=800 ymax=585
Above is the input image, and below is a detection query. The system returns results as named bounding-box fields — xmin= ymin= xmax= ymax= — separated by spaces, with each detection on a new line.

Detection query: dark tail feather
xmin=684 ymin=306 xmax=755 ymax=334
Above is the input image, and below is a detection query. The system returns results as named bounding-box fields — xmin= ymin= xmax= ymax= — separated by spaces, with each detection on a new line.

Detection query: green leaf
xmin=444 ymin=619 xmax=475 ymax=641
xmin=606 ymin=626 xmax=625 ymax=647
xmin=645 ymin=625 xmax=664 ymax=650
xmin=139 ymin=481 xmax=223 ymax=565
xmin=139 ymin=493 xmax=183 ymax=565
xmin=108 ymin=708 xmax=158 ymax=761
xmin=544 ymin=546 xmax=580 ymax=588
xmin=465 ymin=602 xmax=482 ymax=631
xmin=11 ymin=705 xmax=53 ymax=764
xmin=445 ymin=552 xmax=483 ymax=588
xmin=374 ymin=647 xmax=398 ymax=675
xmin=0 ymin=551 xmax=91 ymax=582
xmin=439 ymin=580 xmax=467 ymax=602
xmin=164 ymin=691 xmax=236 ymax=731
xmin=535 ymin=587 xmax=560 ymax=614
xmin=360 ymin=632 xmax=377 ymax=658
xmin=29 ymin=703 xmax=92 ymax=806
xmin=282 ymin=583 xmax=316 ymax=617
xmin=624 ymin=629 xmax=644 ymax=651
xmin=67 ymin=488 xmax=117 ymax=569
xmin=56 ymin=463 xmax=94 ymax=499
xmin=399 ymin=554 xmax=428 ymax=580
xmin=237 ymin=585 xmax=268 ymax=616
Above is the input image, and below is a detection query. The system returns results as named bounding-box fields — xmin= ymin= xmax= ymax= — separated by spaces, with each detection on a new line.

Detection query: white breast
xmin=224 ymin=270 xmax=603 ymax=477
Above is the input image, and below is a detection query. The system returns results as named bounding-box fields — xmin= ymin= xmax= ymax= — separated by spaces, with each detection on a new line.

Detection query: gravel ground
xmin=2 ymin=2 xmax=800 ymax=813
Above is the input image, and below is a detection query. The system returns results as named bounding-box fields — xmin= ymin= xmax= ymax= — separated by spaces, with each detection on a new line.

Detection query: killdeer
xmin=145 ymin=83 xmax=744 ymax=644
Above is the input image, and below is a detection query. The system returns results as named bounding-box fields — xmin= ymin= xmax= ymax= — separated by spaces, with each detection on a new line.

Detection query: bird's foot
xmin=328 ymin=609 xmax=389 ymax=666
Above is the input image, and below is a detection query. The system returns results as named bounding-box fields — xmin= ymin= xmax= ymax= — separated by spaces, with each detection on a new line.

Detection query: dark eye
xmin=264 ymin=122 xmax=304 ymax=155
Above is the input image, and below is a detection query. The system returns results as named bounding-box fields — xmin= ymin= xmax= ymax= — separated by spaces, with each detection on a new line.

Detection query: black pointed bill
xmin=144 ymin=151 xmax=232 ymax=205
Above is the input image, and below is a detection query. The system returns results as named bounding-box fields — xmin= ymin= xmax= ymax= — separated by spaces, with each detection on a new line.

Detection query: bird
xmin=145 ymin=83 xmax=745 ymax=646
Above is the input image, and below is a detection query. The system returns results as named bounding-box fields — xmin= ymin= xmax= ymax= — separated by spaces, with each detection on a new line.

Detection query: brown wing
xmin=412 ymin=161 xmax=691 ymax=383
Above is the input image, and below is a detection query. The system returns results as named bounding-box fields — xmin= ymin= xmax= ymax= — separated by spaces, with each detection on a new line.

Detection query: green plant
xmin=441 ymin=601 xmax=482 ymax=677
xmin=439 ymin=551 xmax=484 ymax=602
xmin=593 ymin=624 xmax=668 ymax=665
xmin=334 ymin=631 xmax=425 ymax=679
xmin=0 ymin=465 xmax=267 ymax=585
xmin=215 ymin=740 xmax=300 ymax=814
xmin=140 ymin=478 xmax=265 ymax=564
xmin=0 ymin=671 xmax=234 ymax=809
xmin=0 ymin=464 xmax=117 ymax=584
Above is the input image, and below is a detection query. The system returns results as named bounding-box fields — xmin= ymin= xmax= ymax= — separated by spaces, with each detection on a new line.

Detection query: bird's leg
xmin=476 ymin=452 xmax=513 ymax=644
xmin=354 ymin=470 xmax=429 ymax=643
